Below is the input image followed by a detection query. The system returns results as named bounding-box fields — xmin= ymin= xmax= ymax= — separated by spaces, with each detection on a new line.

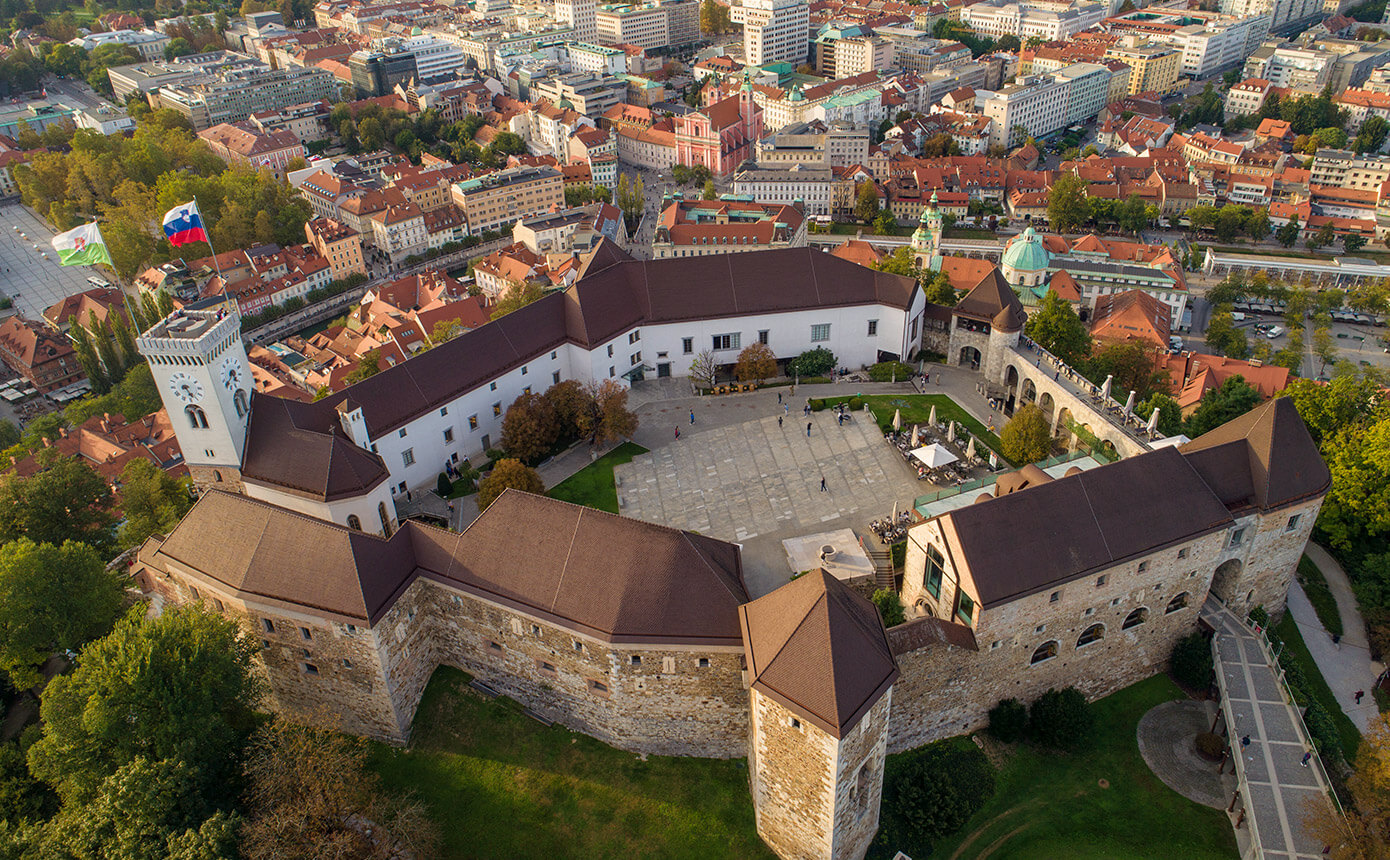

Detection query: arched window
xmin=186 ymin=405 xmax=208 ymax=429
xmin=347 ymin=515 xmax=362 ymax=531
xmin=1030 ymin=640 xmax=1058 ymax=665
xmin=1166 ymin=593 xmax=1190 ymax=614
xmin=1077 ymin=624 xmax=1105 ymax=647
xmin=212 ymin=470 xmax=222 ymax=483
xmin=1122 ymin=608 xmax=1149 ymax=630
xmin=378 ymin=502 xmax=391 ymax=537
xmin=234 ymin=388 xmax=249 ymax=418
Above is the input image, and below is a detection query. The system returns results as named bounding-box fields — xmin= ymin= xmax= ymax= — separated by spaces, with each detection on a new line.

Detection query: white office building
xmin=69 ymin=28 xmax=170 ymax=61
xmin=744 ymin=0 xmax=810 ymax=66
xmin=398 ymin=35 xmax=468 ymax=83
xmin=980 ymin=73 xmax=1069 ymax=149
xmin=556 ymin=0 xmax=599 ymax=42
xmin=961 ymin=0 xmax=1106 ymax=42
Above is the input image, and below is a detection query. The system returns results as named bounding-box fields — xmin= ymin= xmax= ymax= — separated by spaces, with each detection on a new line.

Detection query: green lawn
xmin=546 ymin=442 xmax=648 ymax=513
xmin=927 ymin=676 xmax=1238 ymax=860
xmin=368 ymin=668 xmax=772 ymax=860
xmin=1296 ymin=554 xmax=1343 ymax=638
xmin=814 ymin=393 xmax=1008 ymax=464
xmin=1273 ymin=613 xmax=1361 ymax=762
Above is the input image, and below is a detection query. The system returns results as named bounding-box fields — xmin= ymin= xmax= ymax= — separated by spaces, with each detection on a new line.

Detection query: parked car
xmin=1266 ymin=326 xmax=1285 ymax=338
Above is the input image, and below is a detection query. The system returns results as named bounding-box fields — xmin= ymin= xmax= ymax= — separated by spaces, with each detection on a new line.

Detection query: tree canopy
xmin=0 ymin=457 xmax=115 ymax=554
xmin=1183 ymin=375 xmax=1261 ymax=438
xmin=1024 ymin=291 xmax=1091 ymax=367
xmin=1046 ymin=175 xmax=1089 ymax=233
xmin=476 ymin=459 xmax=546 ymax=512
xmin=1000 ymin=405 xmax=1052 ymax=465
xmin=117 ymin=459 xmax=194 ymax=551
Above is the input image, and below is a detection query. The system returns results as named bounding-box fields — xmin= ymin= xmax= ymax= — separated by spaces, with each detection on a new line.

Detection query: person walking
xmin=820 ymin=477 xmax=827 ymax=492
xmin=689 ymin=410 xmax=695 ymax=425
xmin=784 ymin=403 xmax=789 ymax=415
xmin=1355 ymin=689 xmax=1365 ymax=705
xmin=1300 ymin=751 xmax=1312 ymax=767
xmin=674 ymin=426 xmax=680 ymax=439
xmin=1240 ymin=735 xmax=1250 ymax=747
xmin=806 ymin=422 xmax=812 ymax=437
xmin=777 ymin=392 xmax=782 ymax=404
xmin=777 ymin=415 xmax=783 ymax=428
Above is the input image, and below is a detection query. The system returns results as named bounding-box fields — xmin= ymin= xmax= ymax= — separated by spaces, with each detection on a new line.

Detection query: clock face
xmin=220 ymin=357 xmax=244 ymax=392
xmin=168 ymin=371 xmax=205 ymax=405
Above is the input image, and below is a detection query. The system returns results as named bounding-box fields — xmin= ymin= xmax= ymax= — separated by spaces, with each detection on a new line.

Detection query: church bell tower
xmin=911 ymin=190 xmax=943 ymax=270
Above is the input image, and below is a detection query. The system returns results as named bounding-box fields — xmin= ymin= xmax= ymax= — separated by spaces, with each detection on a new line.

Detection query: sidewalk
xmin=1293 ymin=544 xmax=1385 ymax=733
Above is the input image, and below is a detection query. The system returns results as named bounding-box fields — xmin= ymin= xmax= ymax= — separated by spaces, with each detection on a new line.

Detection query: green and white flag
xmin=51 ymin=221 xmax=113 ymax=268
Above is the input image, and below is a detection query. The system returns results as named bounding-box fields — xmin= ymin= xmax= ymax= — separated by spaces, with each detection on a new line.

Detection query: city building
xmin=128 ymin=52 xmax=339 ymax=131
xmin=651 ymin=198 xmax=807 ymax=258
xmin=596 ymin=2 xmax=670 ymax=49
xmin=451 ymin=165 xmax=566 ymax=236
xmin=1225 ymin=77 xmax=1274 ymax=119
xmin=1103 ymin=39 xmax=1182 ymax=95
xmin=369 ymin=202 xmax=428 ymax=265
xmin=531 ymin=73 xmax=626 ymax=119
xmin=304 ymin=217 xmax=368 ymax=281
xmin=0 ymin=316 xmax=85 ymax=393
xmin=68 ymin=28 xmax=170 ymax=60
xmin=1242 ymin=39 xmax=1335 ymax=90
xmin=756 ymin=120 xmax=871 ymax=168
xmin=980 ymin=74 xmax=1069 ymax=150
xmin=962 ymin=0 xmax=1106 ymax=41
xmin=732 ymin=163 xmax=835 ymax=215
xmin=1220 ymin=0 xmax=1322 ymax=33
xmin=556 ymin=0 xmax=599 ymax=42
xmin=744 ymin=0 xmax=811 ymax=66
xmin=197 ymin=122 xmax=306 ymax=178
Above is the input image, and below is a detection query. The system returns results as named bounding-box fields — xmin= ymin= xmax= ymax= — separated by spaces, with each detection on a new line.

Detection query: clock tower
xmin=136 ymin=307 xmax=252 ymax=493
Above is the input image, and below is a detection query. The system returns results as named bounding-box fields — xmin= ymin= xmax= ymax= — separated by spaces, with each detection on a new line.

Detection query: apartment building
xmin=531 ymin=73 xmax=626 ymax=119
xmin=652 ymin=199 xmax=807 ymax=258
xmin=304 ymin=217 xmax=367 ymax=281
xmin=369 ymin=203 xmax=427 ymax=264
xmin=1220 ymin=0 xmax=1322 ymax=32
xmin=744 ymin=0 xmax=810 ymax=66
xmin=142 ymin=53 xmax=339 ymax=131
xmin=962 ymin=0 xmax=1106 ymax=41
xmin=197 ymin=122 xmax=305 ymax=178
xmin=1051 ymin=62 xmax=1111 ymax=127
xmin=596 ymin=2 xmax=669 ymax=49
xmin=757 ymin=120 xmax=870 ymax=168
xmin=1225 ymin=77 xmax=1273 ymax=119
xmin=69 ymin=28 xmax=169 ymax=60
xmin=1309 ymin=149 xmax=1390 ymax=192
xmin=1104 ymin=9 xmax=1270 ymax=79
xmin=569 ymin=42 xmax=626 ymax=76
xmin=1103 ymin=40 xmax=1182 ymax=95
xmin=1242 ymin=40 xmax=1334 ymax=90
xmin=731 ymin=163 xmax=834 ymax=215
xmin=452 ymin=166 xmax=566 ymax=236
xmin=980 ymin=73 xmax=1069 ymax=149
xmin=556 ymin=0 xmax=599 ymax=41
xmin=663 ymin=0 xmax=700 ymax=44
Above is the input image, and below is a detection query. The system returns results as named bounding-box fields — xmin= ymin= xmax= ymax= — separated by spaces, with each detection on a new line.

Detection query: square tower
xmin=136 ymin=308 xmax=252 ymax=492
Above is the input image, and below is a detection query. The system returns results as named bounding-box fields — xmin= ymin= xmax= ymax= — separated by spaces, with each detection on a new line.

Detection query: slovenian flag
xmin=162 ymin=201 xmax=209 ymax=247
xmin=51 ymin=221 xmax=113 ymax=267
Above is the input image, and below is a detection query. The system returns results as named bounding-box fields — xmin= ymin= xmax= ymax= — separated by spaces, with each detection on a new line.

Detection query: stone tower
xmin=136 ymin=307 xmax=252 ymax=493
xmin=740 ymin=571 xmax=900 ymax=860
xmin=910 ymin=190 xmax=942 ymax=270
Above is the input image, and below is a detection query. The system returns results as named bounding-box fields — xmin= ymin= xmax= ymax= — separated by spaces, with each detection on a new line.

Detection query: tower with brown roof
xmin=741 ymin=571 xmax=899 ymax=860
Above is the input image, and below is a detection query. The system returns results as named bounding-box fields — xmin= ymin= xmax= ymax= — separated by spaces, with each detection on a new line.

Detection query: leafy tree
xmin=241 ymin=719 xmax=438 ymax=860
xmin=1170 ymin=632 xmax=1213 ymax=690
xmin=734 ymin=342 xmax=777 ymax=385
xmin=1314 ymin=323 xmax=1338 ymax=375
xmin=689 ymin=350 xmax=720 ymax=388
xmin=1247 ymin=208 xmax=1271 ymax=240
xmin=1085 ymin=341 xmax=1166 ymax=401
xmin=988 ymin=698 xmax=1029 ymax=742
xmin=1203 ymin=307 xmax=1249 ymax=359
xmin=1308 ymin=222 xmax=1337 ymax=250
xmin=1306 ymin=709 xmax=1390 ymax=857
xmin=1028 ymin=687 xmax=1094 ymax=750
xmin=920 ymin=133 xmax=961 ymax=158
xmin=1025 ymin=290 xmax=1091 ymax=367
xmin=476 ymin=459 xmax=545 ymax=512
xmin=0 ymin=420 xmax=18 ymax=449
xmin=1046 ymin=174 xmax=1089 ymax=233
xmin=117 ymin=458 xmax=194 ymax=550
xmin=855 ymin=181 xmax=880 ymax=222
xmin=0 ymin=539 xmax=123 ymax=689
xmin=1317 ymin=412 xmax=1390 ymax=549
xmin=1279 ymin=372 xmax=1386 ymax=445
xmin=0 ymin=738 xmax=56 ymax=825
xmin=1346 ymin=233 xmax=1368 ymax=254
xmin=872 ymin=589 xmax=905 ymax=627
xmin=1115 ymin=194 xmax=1149 ymax=235
xmin=341 ymin=349 xmax=382 ymax=386
xmin=500 ymin=391 xmax=561 ymax=464
xmin=0 ymin=457 xmax=115 ymax=553
xmin=1135 ymin=392 xmax=1182 ymax=436
xmin=544 ymin=379 xmax=593 ymax=440
xmin=28 ymin=606 xmax=261 ymax=806
xmin=588 ymin=379 xmax=638 ymax=444
xmin=1353 ymin=114 xmax=1389 ymax=154
xmin=69 ymin=317 xmax=109 ymax=394
xmin=873 ymin=210 xmax=897 ymax=235
xmin=923 ymin=270 xmax=957 ymax=306
xmin=702 ymin=179 xmax=717 ymax=200
xmin=1184 ymin=375 xmax=1262 ymax=437
xmin=357 ymin=117 xmax=384 ymax=151
xmin=787 ymin=346 xmax=837 ymax=378
xmin=1000 ymin=405 xmax=1052 ymax=464
xmin=490 ymin=280 xmax=548 ymax=321
xmin=876 ymin=740 xmax=996 ymax=858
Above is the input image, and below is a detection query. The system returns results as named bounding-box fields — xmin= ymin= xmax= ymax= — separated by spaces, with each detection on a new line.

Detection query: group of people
xmin=869 ymin=510 xmax=913 ymax=544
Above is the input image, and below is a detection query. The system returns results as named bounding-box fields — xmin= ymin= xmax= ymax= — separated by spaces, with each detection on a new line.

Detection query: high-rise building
xmin=142 ymin=54 xmax=339 ymax=131
xmin=556 ymin=0 xmax=598 ymax=43
xmin=744 ymin=0 xmax=810 ymax=66
xmin=596 ymin=2 xmax=670 ymax=49
xmin=1220 ymin=0 xmax=1322 ymax=34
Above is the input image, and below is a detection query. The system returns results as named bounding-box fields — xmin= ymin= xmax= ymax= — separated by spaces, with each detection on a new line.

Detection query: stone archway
xmin=959 ymin=346 xmax=981 ymax=370
xmin=1020 ymin=377 xmax=1037 ymax=406
xmin=1038 ymin=391 xmax=1056 ymax=426
xmin=1003 ymin=365 xmax=1020 ymax=415
xmin=1055 ymin=406 xmax=1074 ymax=444
xmin=1211 ymin=558 xmax=1244 ymax=606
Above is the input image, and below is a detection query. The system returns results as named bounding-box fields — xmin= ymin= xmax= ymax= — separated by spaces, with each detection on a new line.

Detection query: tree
xmin=1170 ymin=632 xmax=1213 ymax=690
xmin=702 ymin=179 xmax=717 ymax=200
xmin=873 ymin=210 xmax=897 ymax=235
xmin=588 ymin=378 xmax=638 ymax=444
xmin=1046 ymin=174 xmax=1089 ymax=233
xmin=734 ymin=342 xmax=777 ymax=386
xmin=1308 ymin=222 xmax=1337 ymax=250
xmin=872 ymin=589 xmax=905 ymax=627
xmin=1347 ymin=233 xmax=1368 ymax=254
xmin=923 ymin=270 xmax=957 ymax=306
xmin=1279 ymin=371 xmax=1385 ymax=445
xmin=1353 ymin=114 xmax=1390 ymax=154
xmin=1116 ymin=194 xmax=1149 ymax=235
xmin=0 ymin=539 xmax=123 ymax=689
xmin=1305 ymin=710 xmax=1390 ymax=858
xmin=876 ymin=742 xmax=996 ymax=858
xmin=500 ymin=391 xmax=561 ymax=464
xmin=1028 ymin=687 xmax=1094 ymax=750
xmin=342 ymin=349 xmax=382 ymax=385
xmin=1085 ymin=341 xmax=1167 ymax=400
xmin=1314 ymin=323 xmax=1338 ymax=374
xmin=1024 ymin=290 xmax=1091 ymax=367
xmin=545 ymin=379 xmax=594 ymax=440
xmin=117 ymin=458 xmax=194 ymax=550
xmin=1135 ymin=392 xmax=1182 ymax=436
xmin=241 ymin=718 xmax=439 ymax=860
xmin=357 ymin=117 xmax=384 ymax=151
xmin=68 ymin=317 xmax=109 ymax=394
xmin=1000 ymin=405 xmax=1052 ymax=465
xmin=689 ymin=349 xmax=719 ymax=388
xmin=855 ymin=181 xmax=879 ymax=222
xmin=476 ymin=459 xmax=545 ymax=512
xmin=1184 ymin=375 xmax=1262 ymax=437
xmin=1203 ymin=307 xmax=1249 ymax=359
xmin=28 ymin=606 xmax=261 ymax=805
xmin=1276 ymin=214 xmax=1301 ymax=248
xmin=787 ymin=346 xmax=837 ymax=378
xmin=988 ymin=698 xmax=1029 ymax=742
xmin=490 ymin=280 xmax=547 ymax=321
xmin=1247 ymin=208 xmax=1271 ymax=240
xmin=0 ymin=457 xmax=115 ymax=553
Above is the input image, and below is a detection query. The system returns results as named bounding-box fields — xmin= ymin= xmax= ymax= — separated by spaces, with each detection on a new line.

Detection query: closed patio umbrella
xmin=966 ymin=437 xmax=977 ymax=460
xmin=928 ymin=404 xmax=937 ymax=426
xmin=1146 ymin=408 xmax=1160 ymax=435
xmin=1100 ymin=374 xmax=1113 ymax=401
xmin=1123 ymin=390 xmax=1136 ymax=416
xmin=947 ymin=421 xmax=956 ymax=442
xmin=892 ymin=408 xmax=902 ymax=431
xmin=910 ymin=425 xmax=920 ymax=447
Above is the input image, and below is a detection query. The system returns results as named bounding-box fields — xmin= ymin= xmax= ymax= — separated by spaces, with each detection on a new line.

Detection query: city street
xmin=0 ymin=200 xmax=109 ymax=322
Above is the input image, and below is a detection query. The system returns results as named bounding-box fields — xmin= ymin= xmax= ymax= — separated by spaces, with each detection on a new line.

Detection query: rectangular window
xmin=810 ymin=323 xmax=830 ymax=342
xmin=1177 ymin=547 xmax=1189 ymax=559
xmin=573 ymin=640 xmax=584 ymax=652
xmin=1137 ymin=561 xmax=1149 ymax=573
xmin=925 ymin=545 xmax=945 ymax=598
xmin=867 ymin=319 xmax=878 ymax=336
xmin=607 ymin=345 xmax=614 ymax=357
xmin=440 ymin=407 xmax=448 ymax=417
xmin=609 ymin=366 xmax=615 ymax=377
xmin=303 ymin=663 xmax=319 ymax=675
xmin=399 ymin=428 xmax=407 ymax=438
xmin=493 ymin=403 xmax=502 ymax=417
xmin=758 ymin=330 xmax=769 ymax=344
xmin=300 ymin=627 xmax=312 ymax=640
xmin=588 ymin=679 xmax=609 ymax=694
xmin=443 ymin=428 xmax=454 ymax=443
xmin=1096 ymin=575 xmax=1108 ymax=587
xmin=712 ymin=333 xmax=740 ymax=350
xmin=488 ymin=640 xmax=502 ymax=652
xmin=1229 ymin=527 xmax=1246 ymax=547
xmin=630 ymin=655 xmax=641 ymax=665
xmin=1286 ymin=514 xmax=1301 ymax=532
xmin=1049 ymin=590 xmax=1060 ymax=603
xmin=262 ymin=618 xmax=275 ymax=634
xmin=469 ymin=415 xmax=479 ymax=430
xmin=521 ymin=365 xmax=528 ymax=375
xmin=682 ymin=337 xmax=693 ymax=354
xmin=342 ymin=659 xmax=353 ymax=669
xmin=955 ymin=591 xmax=975 ymax=624
xmin=552 ymin=371 xmax=561 ymax=384
xmin=698 ymin=657 xmax=710 ymax=667
xmin=402 ymin=449 xmax=415 ymax=467
xmin=537 ymin=659 xmax=557 ymax=675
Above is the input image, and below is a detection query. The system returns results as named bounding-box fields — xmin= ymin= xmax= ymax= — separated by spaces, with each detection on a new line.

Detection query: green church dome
xmin=1002 ymin=226 xmax=1050 ymax=273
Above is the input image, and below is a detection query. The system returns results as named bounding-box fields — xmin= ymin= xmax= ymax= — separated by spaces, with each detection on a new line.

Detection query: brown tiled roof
xmin=1179 ymin=397 xmax=1330 ymax=512
xmin=146 ymin=489 xmax=748 ymax=637
xmin=740 ymin=569 xmax=898 ymax=738
xmin=241 ymin=393 xmax=390 ymax=501
xmin=887 ymin=614 xmax=977 ymax=655
xmin=938 ymin=446 xmax=1234 ymax=606
xmin=954 ymin=269 xmax=1024 ymax=332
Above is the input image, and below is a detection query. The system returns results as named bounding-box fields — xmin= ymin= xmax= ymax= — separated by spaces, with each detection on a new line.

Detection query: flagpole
xmin=192 ymin=195 xmax=226 ymax=285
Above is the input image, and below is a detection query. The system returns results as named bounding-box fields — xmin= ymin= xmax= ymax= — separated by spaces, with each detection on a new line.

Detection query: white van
xmin=1266 ymin=326 xmax=1285 ymax=338
xmin=86 ymin=276 xmax=110 ymax=288
xmin=1230 ymin=312 xmax=1245 ymax=321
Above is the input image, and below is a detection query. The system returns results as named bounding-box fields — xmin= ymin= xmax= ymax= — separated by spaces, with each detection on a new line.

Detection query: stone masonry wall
xmin=830 ymin=691 xmax=891 ymax=860
xmin=750 ymin=689 xmax=836 ymax=860
xmin=186 ymin=463 xmax=245 ymax=495
xmin=1217 ymin=497 xmax=1325 ymax=620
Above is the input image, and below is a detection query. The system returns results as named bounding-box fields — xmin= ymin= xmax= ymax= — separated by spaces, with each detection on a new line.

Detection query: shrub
xmin=872 ymin=589 xmax=905 ymax=628
xmin=1302 ymin=700 xmax=1342 ymax=764
xmin=867 ymin=361 xmax=914 ymax=382
xmin=788 ymin=346 xmax=837 ymax=377
xmin=890 ymin=541 xmax=906 ymax=568
xmin=436 ymin=472 xmax=453 ymax=497
xmin=1028 ymin=687 xmax=1094 ymax=750
xmin=987 ymin=698 xmax=1028 ymax=743
xmin=1195 ymin=732 xmax=1226 ymax=760
xmin=848 ymin=396 xmax=865 ymax=410
xmin=1170 ymin=632 xmax=1213 ymax=691
xmin=1249 ymin=605 xmax=1270 ymax=629
xmin=876 ymin=739 xmax=996 ymax=858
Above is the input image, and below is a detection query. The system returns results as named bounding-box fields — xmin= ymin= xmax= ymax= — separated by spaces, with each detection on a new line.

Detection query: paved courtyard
xmin=0 ymin=200 xmax=109 ymax=322
xmin=615 ymin=406 xmax=924 ymax=551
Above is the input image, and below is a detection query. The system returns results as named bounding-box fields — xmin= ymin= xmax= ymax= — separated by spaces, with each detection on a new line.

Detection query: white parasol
xmin=1123 ymin=390 xmax=1136 ymax=416
xmin=1146 ymin=408 xmax=1160 ymax=435
xmin=911 ymin=443 xmax=958 ymax=468
xmin=910 ymin=425 xmax=920 ymax=447
xmin=947 ymin=421 xmax=956 ymax=442
xmin=928 ymin=404 xmax=938 ymax=426
xmin=892 ymin=408 xmax=902 ymax=431
xmin=1100 ymin=374 xmax=1113 ymax=402
xmin=966 ymin=437 xmax=977 ymax=460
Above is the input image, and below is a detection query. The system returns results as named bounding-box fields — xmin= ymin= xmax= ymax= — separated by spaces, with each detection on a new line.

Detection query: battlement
xmin=137 ymin=309 xmax=242 ymax=361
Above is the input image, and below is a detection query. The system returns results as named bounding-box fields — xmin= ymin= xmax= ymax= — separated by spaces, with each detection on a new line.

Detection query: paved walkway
xmin=0 ymin=200 xmax=105 ymax=322
xmin=1205 ymin=598 xmax=1335 ymax=860
xmin=1136 ymin=699 xmax=1230 ymax=809
xmin=1296 ymin=543 xmax=1385 ymax=733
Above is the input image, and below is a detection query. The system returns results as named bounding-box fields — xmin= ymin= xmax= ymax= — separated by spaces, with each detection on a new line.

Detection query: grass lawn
xmin=546 ymin=442 xmax=648 ymax=514
xmin=944 ymin=227 xmax=999 ymax=240
xmin=927 ymin=676 xmax=1238 ymax=860
xmin=368 ymin=668 xmax=772 ymax=860
xmin=1273 ymin=613 xmax=1361 ymax=762
xmin=1296 ymin=554 xmax=1343 ymax=638
xmin=814 ymin=393 xmax=1008 ymax=463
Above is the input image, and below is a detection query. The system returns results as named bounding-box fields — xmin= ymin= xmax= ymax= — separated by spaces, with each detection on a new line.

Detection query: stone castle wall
xmin=187 ymin=463 xmax=245 ymax=495
xmin=1213 ymin=498 xmax=1324 ymax=619
xmin=750 ymin=689 xmax=836 ymax=860
xmin=830 ymin=691 xmax=891 ymax=860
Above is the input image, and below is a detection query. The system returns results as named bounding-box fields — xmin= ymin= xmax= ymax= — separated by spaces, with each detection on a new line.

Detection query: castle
xmin=133 ymin=240 xmax=1329 ymax=860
